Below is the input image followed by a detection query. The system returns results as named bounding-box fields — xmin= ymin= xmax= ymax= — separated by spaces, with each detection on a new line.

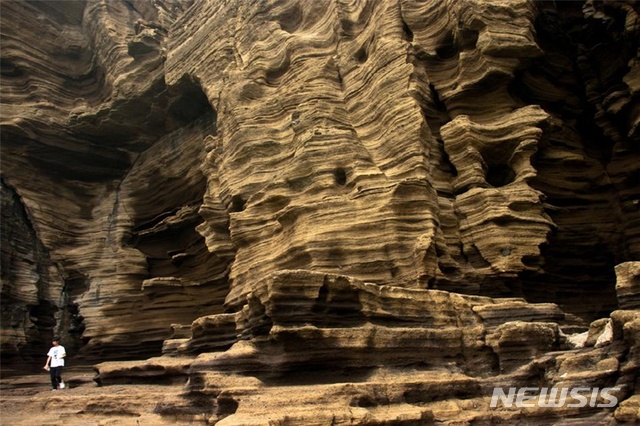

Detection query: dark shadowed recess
xmin=0 ymin=179 xmax=58 ymax=369
xmin=3 ymin=78 xmax=220 ymax=364
xmin=114 ymin=83 xmax=228 ymax=361
xmin=508 ymin=1 xmax=638 ymax=321
xmin=168 ymin=76 xmax=214 ymax=126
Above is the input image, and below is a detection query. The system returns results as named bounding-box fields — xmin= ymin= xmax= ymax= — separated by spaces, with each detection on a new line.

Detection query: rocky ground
xmin=2 ymin=272 xmax=638 ymax=425
xmin=0 ymin=366 xmax=190 ymax=425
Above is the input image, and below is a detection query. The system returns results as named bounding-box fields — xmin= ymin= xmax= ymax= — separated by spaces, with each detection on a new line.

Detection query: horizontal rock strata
xmin=2 ymin=0 xmax=638 ymax=361
xmin=92 ymin=271 xmax=639 ymax=424
xmin=1 ymin=0 xmax=639 ymax=424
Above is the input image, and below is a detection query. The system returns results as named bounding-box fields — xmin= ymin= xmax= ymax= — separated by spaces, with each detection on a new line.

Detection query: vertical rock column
xmin=441 ymin=106 xmax=553 ymax=278
xmin=402 ymin=0 xmax=555 ymax=294
xmin=166 ymin=0 xmax=444 ymax=311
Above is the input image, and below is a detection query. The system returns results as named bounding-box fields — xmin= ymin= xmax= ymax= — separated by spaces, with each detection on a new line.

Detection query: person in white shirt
xmin=44 ymin=336 xmax=66 ymax=390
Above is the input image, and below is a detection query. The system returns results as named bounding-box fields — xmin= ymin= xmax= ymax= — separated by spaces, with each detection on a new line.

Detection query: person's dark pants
xmin=50 ymin=366 xmax=63 ymax=389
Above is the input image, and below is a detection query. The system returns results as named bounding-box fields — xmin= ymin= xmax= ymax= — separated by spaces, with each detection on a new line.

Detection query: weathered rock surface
xmin=1 ymin=0 xmax=639 ymax=424
xmin=615 ymin=261 xmax=640 ymax=309
xmin=2 ymin=278 xmax=638 ymax=424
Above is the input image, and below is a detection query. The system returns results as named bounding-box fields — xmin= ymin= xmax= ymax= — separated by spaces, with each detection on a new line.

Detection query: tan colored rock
xmin=1 ymin=0 xmax=639 ymax=425
xmin=486 ymin=321 xmax=560 ymax=373
xmin=615 ymin=394 xmax=640 ymax=423
xmin=595 ymin=357 xmax=619 ymax=372
xmin=2 ymin=0 xmax=637 ymax=363
xmin=586 ymin=318 xmax=612 ymax=347
xmin=615 ymin=261 xmax=640 ymax=309
xmin=94 ymin=356 xmax=194 ymax=386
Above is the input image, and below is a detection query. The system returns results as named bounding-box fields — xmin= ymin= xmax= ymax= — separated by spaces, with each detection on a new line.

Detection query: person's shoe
xmin=52 ymin=389 xmax=57 ymax=391
xmin=59 ymin=381 xmax=65 ymax=389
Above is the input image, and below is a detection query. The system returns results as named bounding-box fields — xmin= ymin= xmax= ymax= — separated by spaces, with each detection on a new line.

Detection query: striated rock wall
xmin=162 ymin=0 xmax=639 ymax=320
xmin=89 ymin=269 xmax=640 ymax=424
xmin=1 ymin=0 xmax=639 ymax=422
xmin=1 ymin=0 xmax=223 ymax=360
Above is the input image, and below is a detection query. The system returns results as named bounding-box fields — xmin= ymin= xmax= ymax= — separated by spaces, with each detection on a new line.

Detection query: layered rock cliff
xmin=1 ymin=0 xmax=639 ymax=424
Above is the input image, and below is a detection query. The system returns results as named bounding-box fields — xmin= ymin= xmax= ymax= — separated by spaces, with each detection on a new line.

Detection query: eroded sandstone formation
xmin=1 ymin=0 xmax=639 ymax=424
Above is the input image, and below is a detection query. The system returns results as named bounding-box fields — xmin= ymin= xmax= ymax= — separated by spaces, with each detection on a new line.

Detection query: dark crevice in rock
xmin=354 ymin=46 xmax=368 ymax=64
xmin=0 ymin=58 xmax=24 ymax=77
xmin=0 ymin=179 xmax=60 ymax=367
xmin=506 ymin=1 xmax=638 ymax=320
xmin=58 ymin=270 xmax=90 ymax=356
xmin=312 ymin=277 xmax=365 ymax=327
xmin=485 ymin=163 xmax=516 ymax=188
xmin=401 ymin=19 xmax=414 ymax=43
xmin=215 ymin=395 xmax=239 ymax=418
xmin=229 ymin=195 xmax=246 ymax=213
xmin=334 ymin=167 xmax=348 ymax=186
xmin=168 ymin=76 xmax=215 ymax=126
xmin=457 ymin=27 xmax=479 ymax=51
xmin=435 ymin=32 xmax=458 ymax=60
